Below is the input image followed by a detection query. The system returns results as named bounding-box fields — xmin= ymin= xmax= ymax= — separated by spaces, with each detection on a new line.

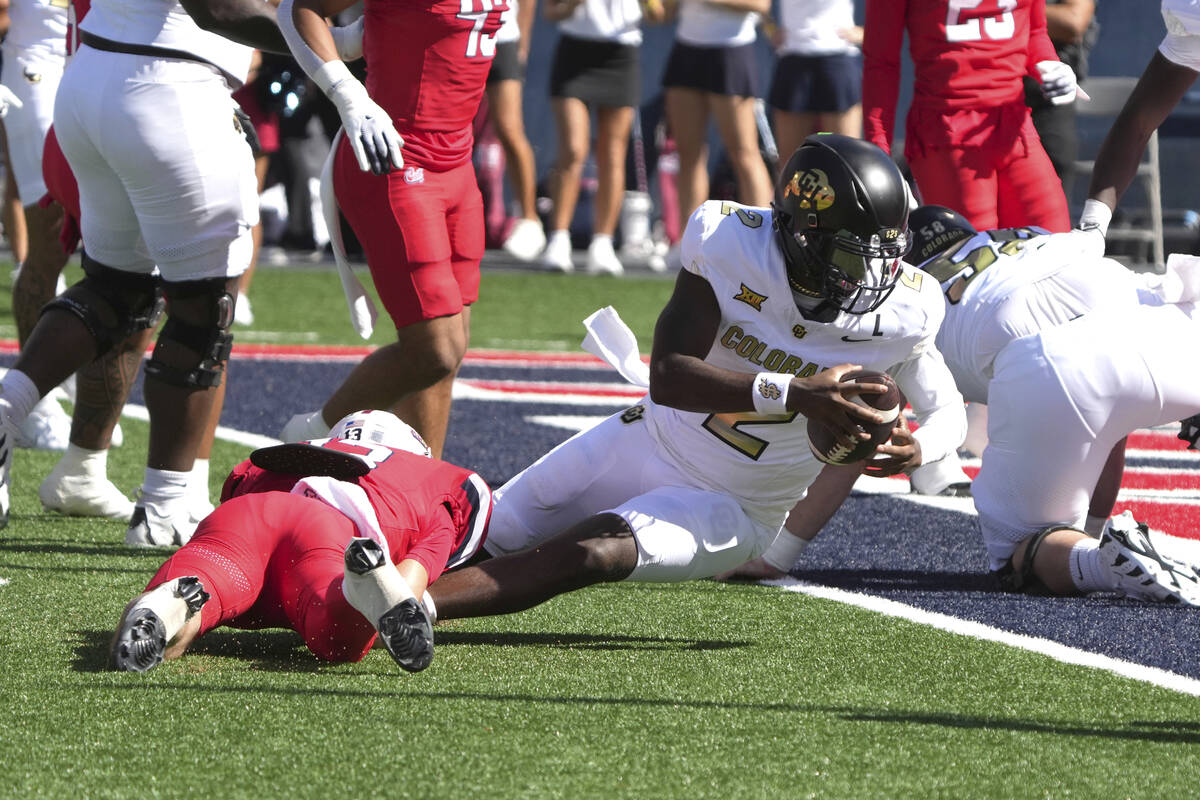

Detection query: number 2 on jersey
xmin=703 ymin=411 xmax=797 ymax=460
xmin=945 ymin=0 xmax=1016 ymax=42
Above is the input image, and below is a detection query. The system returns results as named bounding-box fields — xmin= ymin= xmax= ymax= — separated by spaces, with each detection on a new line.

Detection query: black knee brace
xmin=41 ymin=252 xmax=163 ymax=356
xmin=993 ymin=525 xmax=1074 ymax=595
xmin=143 ymin=277 xmax=235 ymax=389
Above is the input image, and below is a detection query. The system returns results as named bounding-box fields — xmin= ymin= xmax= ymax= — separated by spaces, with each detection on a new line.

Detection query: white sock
xmin=1068 ymin=538 xmax=1116 ymax=593
xmin=547 ymin=229 xmax=570 ymax=247
xmin=191 ymin=458 xmax=211 ymax=504
xmin=342 ymin=548 xmax=416 ymax=624
xmin=140 ymin=467 xmax=190 ymax=514
xmin=58 ymin=443 xmax=108 ymax=480
xmin=130 ymin=578 xmax=194 ymax=641
xmin=591 ymin=233 xmax=613 ymax=248
xmin=1084 ymin=514 xmax=1107 ymax=537
xmin=1 ymin=369 xmax=41 ymax=427
xmin=421 ymin=590 xmax=437 ymax=625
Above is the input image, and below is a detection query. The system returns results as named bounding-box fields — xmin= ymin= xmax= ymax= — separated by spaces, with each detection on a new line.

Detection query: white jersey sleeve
xmin=1160 ymin=0 xmax=1200 ymax=69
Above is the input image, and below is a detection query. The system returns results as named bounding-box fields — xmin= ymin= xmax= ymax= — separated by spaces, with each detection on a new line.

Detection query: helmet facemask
xmin=782 ymin=223 xmax=909 ymax=317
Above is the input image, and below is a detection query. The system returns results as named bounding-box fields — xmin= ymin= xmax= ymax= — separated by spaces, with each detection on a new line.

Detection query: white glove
xmin=313 ymin=60 xmax=403 ymax=175
xmin=1036 ymin=60 xmax=1078 ymax=106
xmin=0 ymin=85 xmax=23 ymax=118
xmin=330 ymin=17 xmax=364 ymax=62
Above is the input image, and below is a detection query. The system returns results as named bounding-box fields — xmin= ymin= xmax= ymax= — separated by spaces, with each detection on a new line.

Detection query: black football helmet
xmin=908 ymin=205 xmax=978 ymax=270
xmin=772 ymin=134 xmax=911 ymax=321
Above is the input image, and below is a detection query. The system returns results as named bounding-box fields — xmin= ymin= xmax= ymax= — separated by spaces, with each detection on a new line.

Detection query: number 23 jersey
xmin=645 ymin=200 xmax=957 ymax=528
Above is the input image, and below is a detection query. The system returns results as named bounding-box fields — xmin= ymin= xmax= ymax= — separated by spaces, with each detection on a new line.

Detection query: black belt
xmin=78 ymin=31 xmax=239 ymax=87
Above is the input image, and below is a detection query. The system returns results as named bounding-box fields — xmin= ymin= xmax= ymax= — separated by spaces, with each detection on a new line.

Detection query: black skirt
xmin=662 ymin=40 xmax=760 ymax=97
xmin=549 ymin=34 xmax=640 ymax=108
xmin=769 ymin=52 xmax=862 ymax=113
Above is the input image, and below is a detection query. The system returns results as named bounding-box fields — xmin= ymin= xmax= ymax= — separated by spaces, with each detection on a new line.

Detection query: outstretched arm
xmin=1082 ymin=52 xmax=1199 ymax=232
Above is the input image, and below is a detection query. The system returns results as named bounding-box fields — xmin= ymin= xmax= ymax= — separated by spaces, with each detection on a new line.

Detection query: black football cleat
xmin=1179 ymin=414 xmax=1200 ymax=450
xmin=111 ymin=609 xmax=168 ymax=672
xmin=376 ymin=597 xmax=435 ymax=673
xmin=344 ymin=536 xmax=388 ymax=574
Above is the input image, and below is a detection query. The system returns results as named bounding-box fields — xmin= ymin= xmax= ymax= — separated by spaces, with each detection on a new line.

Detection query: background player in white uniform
xmin=414 ymin=136 xmax=965 ymax=634
xmin=2 ymin=0 xmax=74 ymax=452
xmin=910 ymin=205 xmax=1200 ymax=604
xmin=0 ymin=0 xmax=292 ymax=541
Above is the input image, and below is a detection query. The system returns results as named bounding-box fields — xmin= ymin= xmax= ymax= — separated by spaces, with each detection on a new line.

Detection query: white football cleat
xmin=501 ymin=218 xmax=547 ymax=262
xmin=39 ymin=460 xmax=134 ymax=520
xmin=15 ymin=395 xmax=71 ymax=452
xmin=1099 ymin=511 xmax=1200 ymax=605
xmin=125 ymin=494 xmax=198 ymax=548
xmin=586 ymin=236 xmax=624 ymax=276
xmin=279 ymin=410 xmax=331 ymax=443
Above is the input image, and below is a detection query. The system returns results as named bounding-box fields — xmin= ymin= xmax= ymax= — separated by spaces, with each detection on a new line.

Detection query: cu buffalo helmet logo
xmin=783 ymin=168 xmax=835 ymax=211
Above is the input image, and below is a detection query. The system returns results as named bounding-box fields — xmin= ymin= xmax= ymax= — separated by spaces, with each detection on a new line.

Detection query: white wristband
xmin=762 ymin=530 xmax=809 ymax=572
xmin=751 ymin=372 xmax=791 ymax=415
xmin=1079 ymin=198 xmax=1112 ymax=237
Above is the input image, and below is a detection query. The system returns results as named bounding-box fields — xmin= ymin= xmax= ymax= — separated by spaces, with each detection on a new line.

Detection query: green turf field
xmin=2 ymin=261 xmax=1199 ymax=799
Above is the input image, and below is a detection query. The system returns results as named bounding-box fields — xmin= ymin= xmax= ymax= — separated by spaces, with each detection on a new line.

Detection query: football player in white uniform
xmin=0 ymin=0 xmax=296 ymax=541
xmin=415 ymin=135 xmax=966 ymax=628
xmin=908 ymin=205 xmax=1200 ymax=604
xmin=2 ymin=0 xmax=75 ymax=453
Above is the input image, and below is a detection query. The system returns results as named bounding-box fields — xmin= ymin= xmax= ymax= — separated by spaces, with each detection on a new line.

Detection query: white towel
xmin=291 ymin=475 xmax=389 ymax=552
xmin=581 ymin=306 xmax=650 ymax=389
xmin=320 ymin=128 xmax=379 ymax=340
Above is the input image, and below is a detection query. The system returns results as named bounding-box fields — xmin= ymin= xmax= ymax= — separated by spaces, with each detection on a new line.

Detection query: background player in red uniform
xmin=862 ymin=0 xmax=1078 ymax=231
xmin=276 ymin=0 xmax=507 ymax=459
xmin=110 ymin=410 xmax=492 ymax=673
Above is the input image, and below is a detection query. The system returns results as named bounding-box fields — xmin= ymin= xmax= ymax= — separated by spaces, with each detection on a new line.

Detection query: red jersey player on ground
xmin=109 ymin=411 xmax=492 ymax=674
xmin=862 ymin=0 xmax=1078 ymax=231
xmin=275 ymin=0 xmax=507 ymax=460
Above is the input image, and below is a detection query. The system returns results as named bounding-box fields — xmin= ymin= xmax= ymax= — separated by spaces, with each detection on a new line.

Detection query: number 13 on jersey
xmin=458 ymin=0 xmax=507 ymax=58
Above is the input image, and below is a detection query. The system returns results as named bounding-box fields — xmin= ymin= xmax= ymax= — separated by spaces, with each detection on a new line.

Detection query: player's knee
xmin=144 ymin=277 xmax=237 ymax=389
xmin=42 ymin=252 xmax=163 ymax=357
xmin=575 ymin=513 xmax=637 ymax=583
xmin=406 ymin=333 xmax=467 ymax=383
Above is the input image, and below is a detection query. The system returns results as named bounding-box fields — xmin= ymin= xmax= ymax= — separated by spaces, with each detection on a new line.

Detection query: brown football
xmin=806 ymin=369 xmax=903 ymax=465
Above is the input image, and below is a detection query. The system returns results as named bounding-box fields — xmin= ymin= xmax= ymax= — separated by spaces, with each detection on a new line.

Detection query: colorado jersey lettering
xmin=644 ymin=200 xmax=954 ymax=530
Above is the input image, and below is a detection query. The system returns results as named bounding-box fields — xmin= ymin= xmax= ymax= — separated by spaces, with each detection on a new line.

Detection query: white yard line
xmin=774 ymin=579 xmax=1200 ymax=697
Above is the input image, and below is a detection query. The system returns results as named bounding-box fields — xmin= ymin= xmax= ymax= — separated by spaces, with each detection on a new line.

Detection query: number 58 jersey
xmin=644 ymin=200 xmax=958 ymax=531
xmin=925 ymin=228 xmax=1146 ymax=404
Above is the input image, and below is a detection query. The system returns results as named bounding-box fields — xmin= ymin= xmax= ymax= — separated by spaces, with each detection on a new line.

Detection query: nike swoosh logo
xmin=840 ymin=336 xmax=874 ymax=343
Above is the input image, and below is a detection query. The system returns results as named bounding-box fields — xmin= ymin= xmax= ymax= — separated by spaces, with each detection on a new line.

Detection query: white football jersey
xmin=82 ymin=0 xmax=253 ymax=85
xmin=644 ymin=200 xmax=958 ymax=530
xmin=1160 ymin=0 xmax=1200 ymax=69
xmin=928 ymin=228 xmax=1144 ymax=404
xmin=3 ymin=0 xmax=68 ymax=58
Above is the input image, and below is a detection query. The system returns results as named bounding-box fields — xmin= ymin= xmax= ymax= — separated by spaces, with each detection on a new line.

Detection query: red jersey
xmin=221 ymin=441 xmax=491 ymax=582
xmin=364 ymin=0 xmax=507 ymax=170
xmin=862 ymin=0 xmax=1058 ymax=152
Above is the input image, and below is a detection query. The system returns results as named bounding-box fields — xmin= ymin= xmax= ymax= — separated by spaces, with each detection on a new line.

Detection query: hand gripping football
xmin=806 ymin=369 xmax=902 ymax=465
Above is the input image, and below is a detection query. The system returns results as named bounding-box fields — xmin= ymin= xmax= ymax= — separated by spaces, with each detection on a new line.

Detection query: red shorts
xmin=39 ymin=126 xmax=83 ymax=254
xmin=231 ymin=82 xmax=281 ymax=155
xmin=145 ymin=492 xmax=379 ymax=663
xmin=904 ymin=103 xmax=1069 ymax=232
xmin=333 ymin=139 xmax=484 ymax=329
